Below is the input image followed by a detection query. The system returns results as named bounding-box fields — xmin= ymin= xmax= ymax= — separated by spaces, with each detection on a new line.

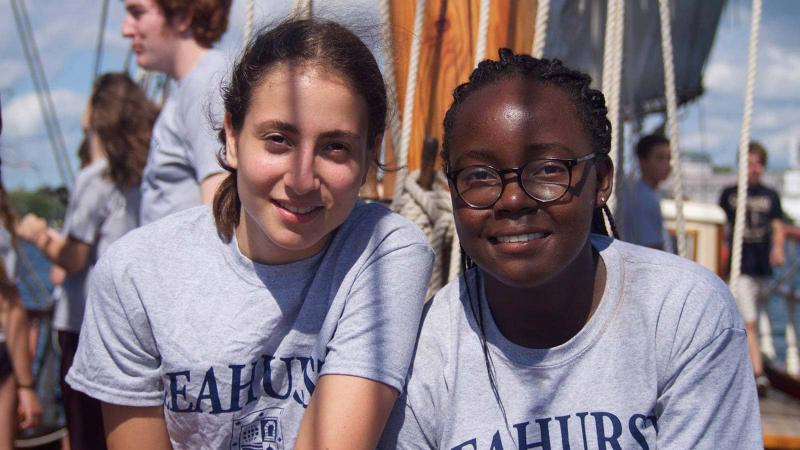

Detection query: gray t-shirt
xmin=621 ymin=179 xmax=665 ymax=249
xmin=139 ymin=49 xmax=227 ymax=225
xmin=53 ymin=158 xmax=140 ymax=332
xmin=67 ymin=202 xmax=434 ymax=449
xmin=380 ymin=235 xmax=761 ymax=450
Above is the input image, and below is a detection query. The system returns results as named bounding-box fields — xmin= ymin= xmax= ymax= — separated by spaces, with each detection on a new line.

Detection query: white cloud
xmin=758 ymin=45 xmax=800 ymax=100
xmin=3 ymin=88 xmax=85 ymax=139
xmin=705 ymin=61 xmax=746 ymax=96
xmin=0 ymin=61 xmax=27 ymax=91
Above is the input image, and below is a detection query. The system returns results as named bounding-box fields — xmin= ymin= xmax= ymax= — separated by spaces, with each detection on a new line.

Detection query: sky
xmin=0 ymin=0 xmax=797 ymax=190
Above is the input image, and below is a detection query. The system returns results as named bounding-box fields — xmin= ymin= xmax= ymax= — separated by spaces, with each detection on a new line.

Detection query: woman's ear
xmin=170 ymin=9 xmax=194 ymax=35
xmin=595 ymin=155 xmax=614 ymax=207
xmin=223 ymin=113 xmax=239 ymax=169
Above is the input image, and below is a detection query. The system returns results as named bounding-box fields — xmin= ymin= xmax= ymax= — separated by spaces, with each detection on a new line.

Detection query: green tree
xmin=8 ymin=187 xmax=68 ymax=227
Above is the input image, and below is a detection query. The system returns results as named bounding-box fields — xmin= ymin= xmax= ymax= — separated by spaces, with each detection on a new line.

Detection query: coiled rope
xmin=531 ymin=0 xmax=550 ymax=58
xmin=730 ymin=0 xmax=763 ymax=298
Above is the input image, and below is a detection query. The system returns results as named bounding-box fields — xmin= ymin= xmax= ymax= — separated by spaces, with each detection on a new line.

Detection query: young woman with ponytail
xmin=16 ymin=73 xmax=157 ymax=450
xmin=66 ymin=19 xmax=434 ymax=450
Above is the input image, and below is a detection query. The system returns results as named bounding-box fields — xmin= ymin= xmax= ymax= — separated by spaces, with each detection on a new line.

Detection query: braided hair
xmin=446 ymin=49 xmax=619 ymax=443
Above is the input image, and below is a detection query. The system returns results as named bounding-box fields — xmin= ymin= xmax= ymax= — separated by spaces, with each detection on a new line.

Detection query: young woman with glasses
xmin=379 ymin=50 xmax=761 ymax=449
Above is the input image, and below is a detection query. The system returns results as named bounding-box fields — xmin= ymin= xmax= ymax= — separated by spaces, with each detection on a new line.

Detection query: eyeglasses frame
xmin=445 ymin=152 xmax=599 ymax=209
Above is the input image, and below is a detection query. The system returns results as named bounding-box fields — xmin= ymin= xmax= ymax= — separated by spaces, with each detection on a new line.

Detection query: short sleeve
xmin=64 ymin=172 xmax=109 ymax=245
xmin=65 ymin=248 xmax=164 ymax=406
xmin=378 ymin=393 xmax=436 ymax=450
xmin=770 ymin=190 xmax=783 ymax=221
xmin=379 ymin=299 xmax=449 ymax=449
xmin=182 ymin=78 xmax=224 ymax=183
xmin=320 ymin=242 xmax=434 ymax=392
xmin=655 ymin=286 xmax=762 ymax=449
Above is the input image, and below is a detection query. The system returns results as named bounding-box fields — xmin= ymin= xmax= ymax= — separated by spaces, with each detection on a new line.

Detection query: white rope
xmin=393 ymin=172 xmax=456 ymax=297
xmin=392 ymin=0 xmax=427 ymax=204
xmin=380 ymin=0 xmax=402 ymax=160
xmin=243 ymin=0 xmax=255 ymax=45
xmin=601 ymin=0 xmax=624 ymax=217
xmin=293 ymin=0 xmax=312 ymax=19
xmin=474 ymin=0 xmax=491 ymax=67
xmin=657 ymin=0 xmax=688 ymax=258
xmin=730 ymin=0 xmax=763 ymax=298
xmin=531 ymin=0 xmax=550 ymax=58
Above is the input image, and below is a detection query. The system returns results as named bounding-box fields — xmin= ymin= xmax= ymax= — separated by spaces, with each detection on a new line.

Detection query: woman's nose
xmin=284 ymin=148 xmax=319 ymax=195
xmin=493 ymin=176 xmax=537 ymax=215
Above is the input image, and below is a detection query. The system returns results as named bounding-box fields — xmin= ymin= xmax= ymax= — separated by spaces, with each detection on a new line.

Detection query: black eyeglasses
xmin=446 ymin=153 xmax=598 ymax=209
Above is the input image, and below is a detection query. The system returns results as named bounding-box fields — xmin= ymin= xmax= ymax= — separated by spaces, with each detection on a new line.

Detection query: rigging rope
xmin=380 ymin=0 xmax=402 ymax=162
xmin=9 ymin=0 xmax=74 ymax=189
xmin=17 ymin=0 xmax=74 ymax=186
xmin=293 ymin=0 xmax=313 ymax=19
xmin=658 ymin=0 xmax=688 ymax=258
xmin=244 ymin=0 xmax=255 ymax=45
xmin=730 ymin=0 xmax=763 ymax=298
xmin=601 ymin=0 xmax=624 ymax=218
xmin=93 ymin=0 xmax=110 ymax=79
xmin=474 ymin=0 xmax=490 ymax=67
xmin=392 ymin=0 xmax=427 ymax=204
xmin=531 ymin=0 xmax=550 ymax=58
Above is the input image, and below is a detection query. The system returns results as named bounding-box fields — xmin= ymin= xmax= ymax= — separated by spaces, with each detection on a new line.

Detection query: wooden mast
xmin=380 ymin=0 xmax=537 ymax=198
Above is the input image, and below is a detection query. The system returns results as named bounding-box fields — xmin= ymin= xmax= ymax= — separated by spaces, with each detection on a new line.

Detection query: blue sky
xmin=0 ymin=0 xmax=797 ymax=190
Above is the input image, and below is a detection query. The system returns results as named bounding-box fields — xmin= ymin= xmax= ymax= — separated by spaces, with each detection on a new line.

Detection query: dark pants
xmin=59 ymin=330 xmax=108 ymax=450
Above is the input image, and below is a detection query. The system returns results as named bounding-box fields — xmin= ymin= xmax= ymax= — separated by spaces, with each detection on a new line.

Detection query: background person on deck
xmin=621 ymin=133 xmax=672 ymax=250
xmin=0 ymin=97 xmax=42 ymax=450
xmin=122 ymin=0 xmax=232 ymax=224
xmin=66 ymin=19 xmax=434 ymax=450
xmin=16 ymin=74 xmax=157 ymax=450
xmin=380 ymin=50 xmax=761 ymax=450
xmin=719 ymin=141 xmax=785 ymax=395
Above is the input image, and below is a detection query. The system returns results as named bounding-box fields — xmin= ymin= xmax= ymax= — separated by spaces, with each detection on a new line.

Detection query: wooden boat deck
xmin=763 ymin=387 xmax=800 ymax=449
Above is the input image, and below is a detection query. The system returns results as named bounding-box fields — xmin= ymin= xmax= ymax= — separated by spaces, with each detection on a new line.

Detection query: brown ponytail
xmin=212 ymin=168 xmax=240 ymax=241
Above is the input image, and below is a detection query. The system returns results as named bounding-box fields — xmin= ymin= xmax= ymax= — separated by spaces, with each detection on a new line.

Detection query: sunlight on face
xmin=225 ymin=63 xmax=372 ymax=265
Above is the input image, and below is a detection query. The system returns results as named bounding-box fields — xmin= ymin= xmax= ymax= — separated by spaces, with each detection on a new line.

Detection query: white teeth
xmin=277 ymin=202 xmax=317 ymax=214
xmin=496 ymin=233 xmax=546 ymax=243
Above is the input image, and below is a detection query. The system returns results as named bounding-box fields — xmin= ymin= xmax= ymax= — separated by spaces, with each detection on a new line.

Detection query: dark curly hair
xmin=213 ymin=19 xmax=387 ymax=241
xmin=443 ymin=48 xmax=616 ymax=237
xmin=88 ymin=73 xmax=159 ymax=189
xmin=155 ymin=0 xmax=231 ymax=48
